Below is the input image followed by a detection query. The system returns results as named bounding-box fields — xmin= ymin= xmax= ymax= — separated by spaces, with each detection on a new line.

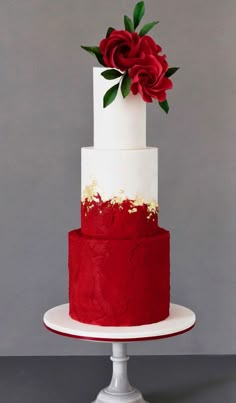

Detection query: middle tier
xmin=81 ymin=147 xmax=158 ymax=238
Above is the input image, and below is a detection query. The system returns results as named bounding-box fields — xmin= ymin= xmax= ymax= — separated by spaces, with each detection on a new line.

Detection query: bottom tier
xmin=68 ymin=228 xmax=170 ymax=326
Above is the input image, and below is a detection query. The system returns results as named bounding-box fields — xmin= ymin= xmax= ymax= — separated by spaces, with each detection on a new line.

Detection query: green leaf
xmin=133 ymin=1 xmax=145 ymax=30
xmin=81 ymin=45 xmax=100 ymax=57
xmin=106 ymin=27 xmax=115 ymax=38
xmin=81 ymin=46 xmax=105 ymax=66
xmin=165 ymin=67 xmax=180 ymax=78
xmin=101 ymin=69 xmax=123 ymax=80
xmin=139 ymin=21 xmax=159 ymax=37
xmin=121 ymin=73 xmax=131 ymax=98
xmin=124 ymin=15 xmax=134 ymax=33
xmin=103 ymin=83 xmax=120 ymax=108
xmin=159 ymin=99 xmax=169 ymax=114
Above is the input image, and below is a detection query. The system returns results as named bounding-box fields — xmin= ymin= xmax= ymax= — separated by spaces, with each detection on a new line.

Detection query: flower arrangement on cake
xmin=81 ymin=1 xmax=178 ymax=112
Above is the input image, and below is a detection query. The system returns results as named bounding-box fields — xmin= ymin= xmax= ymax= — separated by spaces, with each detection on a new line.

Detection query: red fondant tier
xmin=68 ymin=228 xmax=170 ymax=326
xmin=81 ymin=195 xmax=158 ymax=238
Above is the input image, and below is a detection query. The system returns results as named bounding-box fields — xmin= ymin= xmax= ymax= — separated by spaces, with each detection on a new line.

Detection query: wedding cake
xmin=68 ymin=1 xmax=178 ymax=326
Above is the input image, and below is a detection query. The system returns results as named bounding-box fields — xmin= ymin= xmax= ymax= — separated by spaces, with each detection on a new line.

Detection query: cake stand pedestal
xmin=43 ymin=303 xmax=196 ymax=403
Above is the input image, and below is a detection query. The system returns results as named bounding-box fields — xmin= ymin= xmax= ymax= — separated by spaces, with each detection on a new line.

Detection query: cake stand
xmin=43 ymin=303 xmax=196 ymax=403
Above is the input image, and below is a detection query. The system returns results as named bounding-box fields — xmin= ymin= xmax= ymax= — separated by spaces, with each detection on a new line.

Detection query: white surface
xmin=43 ymin=303 xmax=196 ymax=341
xmin=93 ymin=67 xmax=146 ymax=150
xmin=81 ymin=147 xmax=158 ymax=202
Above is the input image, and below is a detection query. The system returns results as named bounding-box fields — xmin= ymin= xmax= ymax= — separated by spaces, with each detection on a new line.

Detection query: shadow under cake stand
xmin=43 ymin=303 xmax=196 ymax=403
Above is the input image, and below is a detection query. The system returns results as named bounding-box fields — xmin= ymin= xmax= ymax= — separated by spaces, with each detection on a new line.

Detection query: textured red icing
xmin=68 ymin=228 xmax=170 ymax=326
xmin=81 ymin=195 xmax=158 ymax=238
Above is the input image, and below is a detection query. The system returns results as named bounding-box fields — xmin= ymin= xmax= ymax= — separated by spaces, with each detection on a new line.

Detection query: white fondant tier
xmin=81 ymin=147 xmax=158 ymax=202
xmin=93 ymin=67 xmax=146 ymax=150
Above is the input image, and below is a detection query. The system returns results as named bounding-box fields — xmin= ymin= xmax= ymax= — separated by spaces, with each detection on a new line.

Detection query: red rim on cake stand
xmin=43 ymin=303 xmax=196 ymax=403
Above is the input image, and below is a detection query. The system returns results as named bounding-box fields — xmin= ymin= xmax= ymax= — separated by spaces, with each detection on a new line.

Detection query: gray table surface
xmin=0 ymin=356 xmax=235 ymax=403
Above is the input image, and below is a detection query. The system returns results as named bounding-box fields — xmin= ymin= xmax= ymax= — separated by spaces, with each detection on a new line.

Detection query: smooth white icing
xmin=81 ymin=147 xmax=158 ymax=202
xmin=93 ymin=67 xmax=146 ymax=150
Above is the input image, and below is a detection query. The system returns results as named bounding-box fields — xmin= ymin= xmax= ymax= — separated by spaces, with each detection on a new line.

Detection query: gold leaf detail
xmin=128 ymin=207 xmax=138 ymax=214
xmin=82 ymin=179 xmax=98 ymax=202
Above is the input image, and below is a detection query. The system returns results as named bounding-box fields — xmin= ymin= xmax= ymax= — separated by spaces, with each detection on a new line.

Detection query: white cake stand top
xmin=43 ymin=303 xmax=196 ymax=342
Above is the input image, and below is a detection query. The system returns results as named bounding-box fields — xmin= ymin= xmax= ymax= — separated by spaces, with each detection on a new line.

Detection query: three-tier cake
xmin=68 ymin=68 xmax=170 ymax=326
xmin=68 ymin=1 xmax=178 ymax=327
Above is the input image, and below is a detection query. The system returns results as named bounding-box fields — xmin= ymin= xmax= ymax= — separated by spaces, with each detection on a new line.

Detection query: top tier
xmin=93 ymin=67 xmax=146 ymax=149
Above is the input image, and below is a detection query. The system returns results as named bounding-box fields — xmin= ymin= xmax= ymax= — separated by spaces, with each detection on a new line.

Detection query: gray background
xmin=0 ymin=0 xmax=235 ymax=356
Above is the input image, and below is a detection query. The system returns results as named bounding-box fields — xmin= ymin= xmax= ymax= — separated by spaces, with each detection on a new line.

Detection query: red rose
xmin=99 ymin=30 xmax=142 ymax=71
xmin=129 ymin=54 xmax=173 ymax=103
xmin=139 ymin=35 xmax=162 ymax=57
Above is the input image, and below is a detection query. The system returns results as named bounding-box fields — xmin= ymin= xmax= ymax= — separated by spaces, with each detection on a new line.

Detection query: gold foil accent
xmin=110 ymin=189 xmax=127 ymax=205
xmin=82 ymin=179 xmax=98 ymax=202
xmin=110 ymin=195 xmax=124 ymax=205
xmin=132 ymin=198 xmax=145 ymax=206
xmin=128 ymin=207 xmax=138 ymax=214
xmin=147 ymin=200 xmax=159 ymax=214
xmin=82 ymin=181 xmax=159 ymax=218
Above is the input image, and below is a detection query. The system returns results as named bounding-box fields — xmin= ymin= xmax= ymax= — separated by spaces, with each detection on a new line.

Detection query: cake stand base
xmin=43 ymin=303 xmax=196 ymax=403
xmin=92 ymin=343 xmax=147 ymax=403
xmin=93 ymin=389 xmax=147 ymax=403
